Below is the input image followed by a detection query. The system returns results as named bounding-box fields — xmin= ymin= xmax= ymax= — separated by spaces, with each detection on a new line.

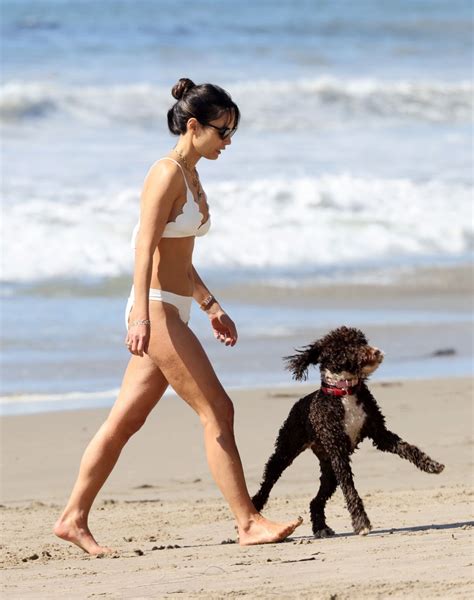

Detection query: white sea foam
xmin=1 ymin=77 xmax=472 ymax=126
xmin=2 ymin=175 xmax=472 ymax=284
xmin=0 ymin=388 xmax=120 ymax=406
xmin=0 ymin=386 xmax=178 ymax=415
xmin=234 ymin=77 xmax=473 ymax=127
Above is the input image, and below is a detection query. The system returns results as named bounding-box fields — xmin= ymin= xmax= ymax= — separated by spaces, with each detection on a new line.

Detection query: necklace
xmin=173 ymin=148 xmax=204 ymax=202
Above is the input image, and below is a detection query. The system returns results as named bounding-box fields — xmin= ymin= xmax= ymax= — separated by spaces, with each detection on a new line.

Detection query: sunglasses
xmin=203 ymin=122 xmax=238 ymax=140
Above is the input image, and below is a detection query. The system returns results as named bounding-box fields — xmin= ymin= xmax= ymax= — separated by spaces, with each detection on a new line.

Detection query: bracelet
xmin=200 ymin=294 xmax=217 ymax=312
xmin=130 ymin=319 xmax=151 ymax=327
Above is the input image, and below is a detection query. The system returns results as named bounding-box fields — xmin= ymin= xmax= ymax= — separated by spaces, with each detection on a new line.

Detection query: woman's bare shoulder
xmin=146 ymin=157 xmax=183 ymax=181
xmin=142 ymin=157 xmax=184 ymax=197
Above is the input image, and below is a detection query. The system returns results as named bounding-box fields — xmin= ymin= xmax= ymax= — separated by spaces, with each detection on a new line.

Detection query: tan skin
xmin=54 ymin=111 xmax=302 ymax=554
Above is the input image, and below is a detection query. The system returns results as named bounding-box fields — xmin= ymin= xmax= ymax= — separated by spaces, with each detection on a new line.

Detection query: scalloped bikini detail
xmin=131 ymin=157 xmax=210 ymax=248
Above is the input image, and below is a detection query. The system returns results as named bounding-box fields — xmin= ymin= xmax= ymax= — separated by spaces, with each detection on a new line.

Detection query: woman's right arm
xmin=126 ymin=162 xmax=180 ymax=356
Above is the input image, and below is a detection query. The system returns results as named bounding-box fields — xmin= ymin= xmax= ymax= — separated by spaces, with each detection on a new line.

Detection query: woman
xmin=54 ymin=78 xmax=302 ymax=554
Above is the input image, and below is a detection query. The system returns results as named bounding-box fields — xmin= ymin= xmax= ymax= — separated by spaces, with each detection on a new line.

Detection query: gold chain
xmin=173 ymin=148 xmax=204 ymax=202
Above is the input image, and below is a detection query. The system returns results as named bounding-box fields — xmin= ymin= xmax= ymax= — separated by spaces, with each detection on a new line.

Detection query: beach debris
xmin=94 ymin=550 xmax=120 ymax=559
xmin=268 ymin=392 xmax=299 ymax=398
xmin=22 ymin=553 xmax=39 ymax=562
xmin=133 ymin=549 xmax=144 ymax=556
xmin=28 ymin=501 xmax=46 ymax=509
xmin=151 ymin=544 xmax=180 ymax=550
xmin=124 ymin=498 xmax=161 ymax=504
xmin=202 ymin=565 xmax=226 ymax=575
xmin=123 ymin=537 xmax=134 ymax=542
xmin=281 ymin=556 xmax=317 ymax=564
xmin=431 ymin=347 xmax=456 ymax=357
xmin=220 ymin=538 xmax=236 ymax=544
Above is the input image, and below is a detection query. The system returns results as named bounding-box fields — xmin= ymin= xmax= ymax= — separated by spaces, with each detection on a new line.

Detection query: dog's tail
xmin=284 ymin=342 xmax=320 ymax=381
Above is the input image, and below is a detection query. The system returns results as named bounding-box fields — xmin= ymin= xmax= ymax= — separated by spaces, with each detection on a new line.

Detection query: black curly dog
xmin=252 ymin=327 xmax=445 ymax=537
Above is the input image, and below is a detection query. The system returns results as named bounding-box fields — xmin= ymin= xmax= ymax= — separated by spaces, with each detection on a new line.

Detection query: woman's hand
xmin=209 ymin=309 xmax=238 ymax=347
xmin=125 ymin=317 xmax=150 ymax=356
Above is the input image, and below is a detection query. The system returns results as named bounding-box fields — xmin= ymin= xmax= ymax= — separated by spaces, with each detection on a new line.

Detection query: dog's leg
xmin=329 ymin=451 xmax=372 ymax=535
xmin=252 ymin=404 xmax=309 ymax=512
xmin=371 ymin=429 xmax=445 ymax=474
xmin=310 ymin=457 xmax=338 ymax=538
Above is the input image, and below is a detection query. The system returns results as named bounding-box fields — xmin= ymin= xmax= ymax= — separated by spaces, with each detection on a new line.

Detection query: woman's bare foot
xmin=54 ymin=516 xmax=113 ymax=555
xmin=238 ymin=514 xmax=303 ymax=546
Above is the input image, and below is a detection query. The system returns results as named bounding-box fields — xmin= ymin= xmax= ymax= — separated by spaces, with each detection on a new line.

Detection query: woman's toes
xmin=238 ymin=515 xmax=303 ymax=546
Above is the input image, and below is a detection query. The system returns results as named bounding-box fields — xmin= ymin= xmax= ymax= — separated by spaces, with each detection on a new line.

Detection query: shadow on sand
xmin=293 ymin=519 xmax=474 ymax=541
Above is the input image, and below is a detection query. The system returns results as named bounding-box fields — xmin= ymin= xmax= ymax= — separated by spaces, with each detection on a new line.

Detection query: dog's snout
xmin=370 ymin=347 xmax=384 ymax=361
xmin=363 ymin=346 xmax=384 ymax=366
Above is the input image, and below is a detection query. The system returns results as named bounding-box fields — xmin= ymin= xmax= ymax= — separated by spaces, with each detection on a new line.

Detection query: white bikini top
xmin=131 ymin=157 xmax=211 ymax=248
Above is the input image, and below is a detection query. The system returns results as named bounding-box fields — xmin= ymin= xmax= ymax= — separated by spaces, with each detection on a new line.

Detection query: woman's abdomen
xmin=150 ymin=237 xmax=195 ymax=296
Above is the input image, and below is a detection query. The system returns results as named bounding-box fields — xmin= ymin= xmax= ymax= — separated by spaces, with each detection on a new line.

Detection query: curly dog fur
xmin=252 ymin=326 xmax=445 ymax=537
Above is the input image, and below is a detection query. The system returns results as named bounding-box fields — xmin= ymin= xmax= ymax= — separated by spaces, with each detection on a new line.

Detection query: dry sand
xmin=1 ymin=377 xmax=473 ymax=599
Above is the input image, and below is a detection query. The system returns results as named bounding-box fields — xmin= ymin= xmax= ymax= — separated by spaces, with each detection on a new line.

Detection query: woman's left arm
xmin=192 ymin=266 xmax=238 ymax=346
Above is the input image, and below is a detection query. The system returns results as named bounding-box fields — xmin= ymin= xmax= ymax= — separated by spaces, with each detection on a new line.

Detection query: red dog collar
xmin=321 ymin=379 xmax=359 ymax=397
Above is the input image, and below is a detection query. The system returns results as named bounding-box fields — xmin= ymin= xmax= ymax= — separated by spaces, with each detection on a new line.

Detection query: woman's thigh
xmin=146 ymin=301 xmax=230 ymax=420
xmin=106 ymin=351 xmax=169 ymax=431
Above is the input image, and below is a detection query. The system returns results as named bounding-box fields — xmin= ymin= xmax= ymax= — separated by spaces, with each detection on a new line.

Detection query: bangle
xmin=200 ymin=294 xmax=217 ymax=312
xmin=130 ymin=319 xmax=151 ymax=327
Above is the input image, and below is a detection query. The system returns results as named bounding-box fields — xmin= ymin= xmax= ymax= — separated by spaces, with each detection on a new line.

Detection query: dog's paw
xmin=353 ymin=518 xmax=372 ymax=536
xmin=427 ymin=461 xmax=445 ymax=474
xmin=313 ymin=527 xmax=335 ymax=539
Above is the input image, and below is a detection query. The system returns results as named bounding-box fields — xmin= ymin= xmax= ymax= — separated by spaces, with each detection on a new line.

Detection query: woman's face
xmin=193 ymin=110 xmax=237 ymax=160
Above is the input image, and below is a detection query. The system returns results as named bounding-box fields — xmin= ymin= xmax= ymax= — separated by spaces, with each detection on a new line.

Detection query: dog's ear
xmin=284 ymin=342 xmax=321 ymax=381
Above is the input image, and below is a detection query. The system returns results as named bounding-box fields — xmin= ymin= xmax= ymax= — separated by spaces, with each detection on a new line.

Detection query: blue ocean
xmin=1 ymin=0 xmax=473 ymax=414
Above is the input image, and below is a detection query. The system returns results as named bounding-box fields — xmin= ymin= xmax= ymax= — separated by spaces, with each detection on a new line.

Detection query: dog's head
xmin=284 ymin=326 xmax=384 ymax=382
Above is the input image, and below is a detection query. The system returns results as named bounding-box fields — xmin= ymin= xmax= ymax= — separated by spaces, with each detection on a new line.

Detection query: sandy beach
xmin=1 ymin=377 xmax=473 ymax=599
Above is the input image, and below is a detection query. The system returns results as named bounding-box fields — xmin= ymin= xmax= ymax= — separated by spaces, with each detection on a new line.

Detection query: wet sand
xmin=1 ymin=377 xmax=473 ymax=598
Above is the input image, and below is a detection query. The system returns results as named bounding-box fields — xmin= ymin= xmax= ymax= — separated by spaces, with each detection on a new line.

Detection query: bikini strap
xmin=155 ymin=157 xmax=188 ymax=189
xmin=156 ymin=156 xmax=183 ymax=171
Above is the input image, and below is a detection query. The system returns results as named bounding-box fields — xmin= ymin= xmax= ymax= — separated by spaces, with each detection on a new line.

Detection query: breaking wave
xmin=1 ymin=77 xmax=471 ymax=127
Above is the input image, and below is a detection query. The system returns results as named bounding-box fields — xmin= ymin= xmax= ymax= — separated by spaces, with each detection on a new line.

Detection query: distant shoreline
xmin=1 ymin=262 xmax=472 ymax=415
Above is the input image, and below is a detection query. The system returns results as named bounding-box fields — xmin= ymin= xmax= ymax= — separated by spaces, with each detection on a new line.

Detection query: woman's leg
xmin=146 ymin=302 xmax=302 ymax=545
xmin=54 ymin=353 xmax=168 ymax=554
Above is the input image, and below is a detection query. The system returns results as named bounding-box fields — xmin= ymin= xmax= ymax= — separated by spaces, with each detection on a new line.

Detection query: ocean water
xmin=1 ymin=0 xmax=473 ymax=414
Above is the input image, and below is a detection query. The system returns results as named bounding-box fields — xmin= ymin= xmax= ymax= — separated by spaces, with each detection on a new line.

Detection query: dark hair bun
xmin=171 ymin=78 xmax=196 ymax=100
xmin=167 ymin=80 xmax=240 ymax=136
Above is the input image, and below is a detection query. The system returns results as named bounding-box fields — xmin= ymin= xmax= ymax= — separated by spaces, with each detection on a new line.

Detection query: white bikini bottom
xmin=125 ymin=286 xmax=192 ymax=328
